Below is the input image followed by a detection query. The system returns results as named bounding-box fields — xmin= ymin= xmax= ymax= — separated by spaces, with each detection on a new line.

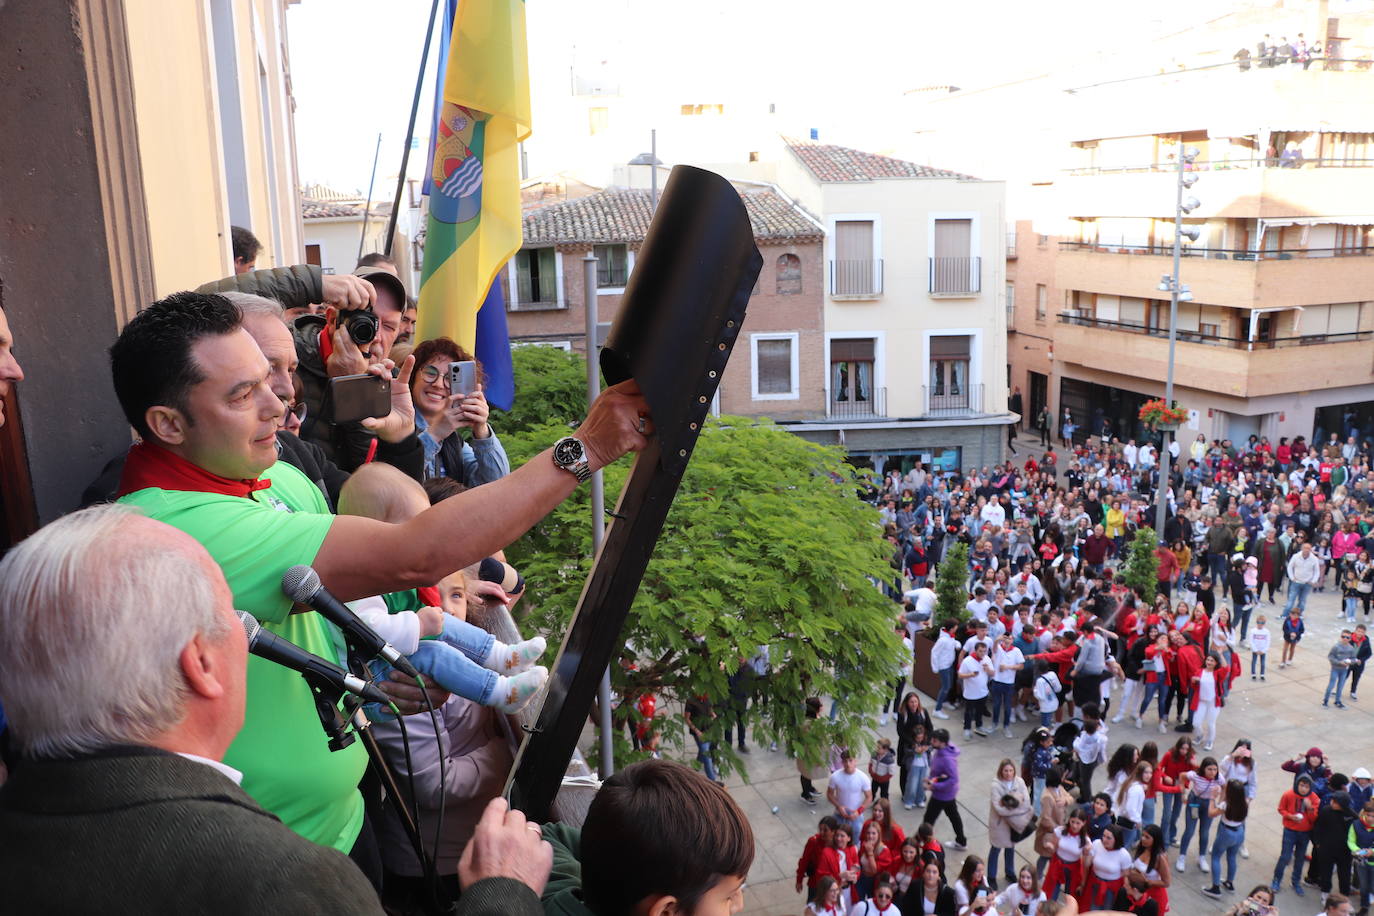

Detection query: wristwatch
xmin=552 ymin=436 xmax=592 ymax=483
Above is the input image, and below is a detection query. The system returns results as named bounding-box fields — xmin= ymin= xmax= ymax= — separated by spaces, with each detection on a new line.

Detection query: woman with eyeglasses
xmin=408 ymin=336 xmax=510 ymax=486
xmin=848 ymin=875 xmax=901 ymax=916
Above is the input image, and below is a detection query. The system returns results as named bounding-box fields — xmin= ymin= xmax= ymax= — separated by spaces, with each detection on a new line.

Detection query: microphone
xmin=280 ymin=565 xmax=421 ymax=678
xmin=237 ymin=611 xmax=390 ymax=705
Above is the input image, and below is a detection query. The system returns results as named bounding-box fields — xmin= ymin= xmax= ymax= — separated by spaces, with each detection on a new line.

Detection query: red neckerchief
xmin=319 ymin=327 xmax=334 ymax=365
xmin=416 ymin=586 xmax=441 ymax=607
xmin=116 ymin=441 xmax=271 ymax=499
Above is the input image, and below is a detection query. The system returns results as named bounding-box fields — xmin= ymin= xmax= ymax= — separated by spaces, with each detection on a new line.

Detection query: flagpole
xmin=383 ymin=0 xmax=444 ymax=258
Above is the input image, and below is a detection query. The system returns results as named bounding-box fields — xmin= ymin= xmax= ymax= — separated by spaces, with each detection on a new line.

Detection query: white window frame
xmin=825 ymin=213 xmax=883 ymax=298
xmin=823 ymin=331 xmax=886 ymax=415
xmin=511 ymin=339 xmax=573 ymax=351
xmin=922 ymin=328 xmax=984 ymax=400
xmin=927 ymin=211 xmax=983 ymax=296
xmin=506 ymin=248 xmax=566 ymax=310
xmin=750 ymin=331 xmax=800 ymax=400
xmin=594 ymin=245 xmax=636 ymax=296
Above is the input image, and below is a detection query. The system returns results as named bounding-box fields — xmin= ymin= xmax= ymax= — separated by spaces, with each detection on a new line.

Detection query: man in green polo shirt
xmin=109 ymin=292 xmax=651 ymax=860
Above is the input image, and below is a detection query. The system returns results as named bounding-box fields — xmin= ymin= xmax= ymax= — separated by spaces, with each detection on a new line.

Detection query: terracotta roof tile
xmin=522 ymin=187 xmax=822 ymax=246
xmin=301 ymin=199 xmax=362 ymax=219
xmin=783 ymin=138 xmax=976 ymax=182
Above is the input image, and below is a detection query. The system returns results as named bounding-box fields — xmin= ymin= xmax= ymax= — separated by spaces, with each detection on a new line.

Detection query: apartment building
xmin=771 ymin=140 xmax=1012 ymax=473
xmin=1007 ymin=39 xmax=1374 ymax=449
xmin=505 ymin=184 xmax=828 ymax=421
xmin=0 ymin=0 xmax=306 ymax=546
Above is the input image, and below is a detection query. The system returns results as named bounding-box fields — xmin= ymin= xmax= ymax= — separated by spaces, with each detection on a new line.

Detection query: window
xmin=1037 ymin=234 xmax=1049 ymax=248
xmin=515 ymin=248 xmax=559 ymax=306
xmin=931 ymin=218 xmax=976 ymax=293
xmin=1035 ymin=284 xmax=1047 ymax=320
xmin=1006 ymin=283 xmax=1015 ymax=323
xmin=594 ymin=244 xmax=629 ymax=288
xmin=830 ymin=338 xmax=875 ymax=403
xmin=929 ymin=335 xmax=971 ymax=408
xmin=305 ymin=244 xmax=322 ymax=266
xmin=588 ymin=107 xmax=609 ymax=136
xmin=833 ymin=220 xmax=876 ymax=295
xmin=751 ymin=333 xmax=799 ymax=399
xmin=1199 ymin=323 xmax=1220 ymax=338
xmin=1336 ymin=225 xmax=1372 ymax=253
xmin=776 ymin=253 xmax=802 ymax=295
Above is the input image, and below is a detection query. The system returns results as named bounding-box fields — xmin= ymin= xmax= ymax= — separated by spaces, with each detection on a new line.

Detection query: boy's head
xmin=338 ymin=462 xmax=429 ymax=524
xmin=876 ymin=737 xmax=892 ymax=752
xmin=1256 ymin=615 xmax=1267 ymax=627
xmin=582 ymin=759 xmax=753 ymax=916
xmin=841 ymin=750 xmax=858 ymax=772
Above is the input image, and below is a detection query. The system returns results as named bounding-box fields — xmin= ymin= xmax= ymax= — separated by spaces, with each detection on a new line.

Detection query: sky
xmin=286 ymin=0 xmax=1269 ymax=193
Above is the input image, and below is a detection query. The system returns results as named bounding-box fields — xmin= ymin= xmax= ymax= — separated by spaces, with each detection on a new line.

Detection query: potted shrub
xmin=1137 ymin=398 xmax=1188 ymax=432
xmin=1120 ymin=526 xmax=1161 ymax=604
xmin=911 ymin=542 xmax=972 ymax=698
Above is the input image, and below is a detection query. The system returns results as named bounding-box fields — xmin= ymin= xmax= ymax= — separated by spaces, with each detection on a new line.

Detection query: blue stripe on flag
xmin=475 ymin=273 xmax=514 ymax=411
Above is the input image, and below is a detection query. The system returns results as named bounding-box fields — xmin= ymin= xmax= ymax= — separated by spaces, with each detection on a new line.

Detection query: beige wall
xmin=1006 ymin=220 xmax=1059 ymax=425
xmin=303 ymin=216 xmax=398 ymax=279
xmin=804 ymin=176 xmax=1008 ymax=418
xmin=123 ymin=0 xmax=301 ymax=296
xmin=1059 ymin=167 xmax=1374 ymax=222
xmin=1058 ymin=248 xmax=1374 ymax=310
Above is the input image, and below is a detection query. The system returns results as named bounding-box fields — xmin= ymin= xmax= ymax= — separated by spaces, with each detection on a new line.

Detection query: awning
xmin=1260 ymin=215 xmax=1374 ymax=230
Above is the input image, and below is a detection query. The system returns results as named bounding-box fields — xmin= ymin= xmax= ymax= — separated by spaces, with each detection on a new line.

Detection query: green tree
xmin=495 ymin=349 xmax=902 ymax=777
xmin=493 ymin=345 xmax=588 ymax=435
xmin=928 ymin=541 xmax=972 ymax=634
xmin=1121 ymin=527 xmax=1160 ymax=603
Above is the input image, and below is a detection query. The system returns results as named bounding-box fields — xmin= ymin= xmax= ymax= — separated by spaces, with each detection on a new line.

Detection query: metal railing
xmin=1058 ymin=241 xmax=1374 ymax=260
xmin=830 ymin=259 xmax=884 ymax=296
xmin=929 ymin=256 xmax=981 ymax=294
xmin=1006 ymin=229 xmax=1018 ymax=258
xmin=1057 ymin=311 xmax=1374 ymax=350
xmin=922 ymin=383 xmax=984 ymax=416
xmin=829 ymin=386 xmax=887 ymax=419
xmin=1065 ymin=156 xmax=1374 ymax=176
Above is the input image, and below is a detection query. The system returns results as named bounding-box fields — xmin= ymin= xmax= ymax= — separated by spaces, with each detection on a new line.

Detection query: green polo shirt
xmin=119 ymin=460 xmax=366 ymax=853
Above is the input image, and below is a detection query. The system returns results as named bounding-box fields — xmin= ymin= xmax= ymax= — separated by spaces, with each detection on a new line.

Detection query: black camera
xmin=339 ymin=307 xmax=379 ymax=347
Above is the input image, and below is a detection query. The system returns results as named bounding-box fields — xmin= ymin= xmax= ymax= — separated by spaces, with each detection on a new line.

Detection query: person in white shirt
xmin=958 ymin=642 xmax=995 ymax=738
xmin=1072 ymin=718 xmax=1110 ymax=801
xmin=1082 ymin=824 xmax=1134 ymax=908
xmin=930 ymin=622 xmax=962 ymax=719
xmin=1114 ymin=761 xmax=1152 ymax=850
xmin=993 ymin=865 xmax=1046 ymax=916
xmin=989 ymin=633 xmax=1025 ymax=738
xmin=902 ymin=586 xmax=938 ymax=638
xmin=1123 ymin=440 xmax=1139 ymax=470
xmin=827 ymin=751 xmax=873 ymax=841
xmin=981 ymin=499 xmax=1006 ymax=529
xmin=1284 ymin=541 xmax=1323 ymax=615
xmin=966 ymin=588 xmax=993 ymax=624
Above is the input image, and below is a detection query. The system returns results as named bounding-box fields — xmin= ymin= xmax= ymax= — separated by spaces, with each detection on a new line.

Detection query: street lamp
xmin=1153 ymin=146 xmax=1200 ymax=543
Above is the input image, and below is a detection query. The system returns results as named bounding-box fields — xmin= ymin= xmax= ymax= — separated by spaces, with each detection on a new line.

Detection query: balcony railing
xmin=1059 ymin=241 xmax=1374 ymax=260
xmin=830 ymin=259 xmax=883 ymax=297
xmin=829 ymin=387 xmax=887 ymax=419
xmin=929 ymin=256 xmax=981 ymax=294
xmin=1058 ymin=311 xmax=1374 ymax=350
xmin=1065 ymin=156 xmax=1374 ymax=176
xmin=1006 ymin=229 xmax=1018 ymax=259
xmin=922 ymin=383 xmax=984 ymax=416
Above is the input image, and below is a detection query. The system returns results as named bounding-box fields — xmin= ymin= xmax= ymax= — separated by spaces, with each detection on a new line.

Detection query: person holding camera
xmin=200 ymin=262 xmax=416 ymax=472
xmin=408 ymin=337 xmax=509 ymax=487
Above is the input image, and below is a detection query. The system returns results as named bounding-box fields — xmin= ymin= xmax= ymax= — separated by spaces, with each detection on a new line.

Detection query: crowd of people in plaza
xmin=795 ymin=426 xmax=1374 ymax=916
xmin=0 ymin=228 xmax=763 ymax=916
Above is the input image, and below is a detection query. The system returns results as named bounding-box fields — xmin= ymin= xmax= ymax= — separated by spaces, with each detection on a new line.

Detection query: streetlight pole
xmin=585 ymin=252 xmax=614 ymax=779
xmin=1153 ymin=148 xmax=1199 ymax=542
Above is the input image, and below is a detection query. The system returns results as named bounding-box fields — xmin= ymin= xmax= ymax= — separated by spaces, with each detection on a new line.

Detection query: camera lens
xmin=342 ymin=309 xmax=379 ymax=346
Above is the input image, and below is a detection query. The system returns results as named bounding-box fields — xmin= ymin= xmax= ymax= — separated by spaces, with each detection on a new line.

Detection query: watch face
xmin=554 ymin=437 xmax=585 ymax=466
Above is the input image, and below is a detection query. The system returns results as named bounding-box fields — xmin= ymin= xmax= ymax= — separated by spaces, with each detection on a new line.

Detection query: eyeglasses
xmin=419 ymin=365 xmax=451 ymax=387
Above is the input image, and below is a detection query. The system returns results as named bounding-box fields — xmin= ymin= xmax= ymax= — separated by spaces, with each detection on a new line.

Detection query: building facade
xmin=1006 ymin=41 xmax=1374 ymax=450
xmin=771 ymin=140 xmax=1012 ymax=473
xmin=0 ymin=0 xmax=306 ymax=547
xmin=505 ymin=185 xmax=828 ymax=422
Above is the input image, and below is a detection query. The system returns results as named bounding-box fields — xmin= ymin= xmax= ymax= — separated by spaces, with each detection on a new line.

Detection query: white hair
xmin=0 ymin=504 xmax=229 ymax=757
xmin=219 ymin=290 xmax=285 ymax=322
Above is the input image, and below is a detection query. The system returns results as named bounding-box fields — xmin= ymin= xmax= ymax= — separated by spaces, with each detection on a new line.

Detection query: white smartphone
xmin=449 ymin=360 xmax=477 ymax=396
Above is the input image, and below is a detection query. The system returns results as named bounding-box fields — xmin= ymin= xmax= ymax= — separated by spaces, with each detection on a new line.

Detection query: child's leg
xmin=440 ymin=616 xmax=545 ymax=673
xmin=409 ymin=640 xmax=546 ymax=712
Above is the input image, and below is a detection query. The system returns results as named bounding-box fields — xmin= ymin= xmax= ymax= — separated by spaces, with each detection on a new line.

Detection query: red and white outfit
xmin=1081 ymin=839 xmax=1132 ymax=909
xmin=1189 ymin=668 xmax=1225 ymax=748
xmin=1130 ymin=854 xmax=1170 ymax=913
xmin=1043 ymin=825 xmax=1088 ymax=900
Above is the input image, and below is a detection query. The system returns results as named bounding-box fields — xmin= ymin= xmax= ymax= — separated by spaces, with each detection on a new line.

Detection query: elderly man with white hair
xmin=0 ymin=504 xmax=384 ymax=913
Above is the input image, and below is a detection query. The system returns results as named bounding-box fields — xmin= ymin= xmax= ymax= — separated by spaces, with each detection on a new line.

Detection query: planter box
xmin=911 ymin=632 xmax=942 ymax=701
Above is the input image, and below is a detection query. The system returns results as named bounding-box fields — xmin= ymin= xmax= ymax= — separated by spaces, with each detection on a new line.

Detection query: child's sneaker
xmin=492 ymin=666 xmax=548 ymax=713
xmin=484 ymin=635 xmax=547 ymax=674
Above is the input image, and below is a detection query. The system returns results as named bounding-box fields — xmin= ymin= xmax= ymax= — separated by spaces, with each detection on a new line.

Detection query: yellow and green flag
xmin=417 ymin=0 xmax=530 ymax=406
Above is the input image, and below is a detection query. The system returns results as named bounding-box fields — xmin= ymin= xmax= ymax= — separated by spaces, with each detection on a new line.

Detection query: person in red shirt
xmin=816 ymin=824 xmax=860 ymax=903
xmin=1157 ymin=737 xmax=1196 ymax=849
xmin=797 ymin=816 xmax=839 ymax=898
xmin=1155 ymin=542 xmax=1180 ymax=600
xmin=1271 ymin=774 xmax=1320 ymax=893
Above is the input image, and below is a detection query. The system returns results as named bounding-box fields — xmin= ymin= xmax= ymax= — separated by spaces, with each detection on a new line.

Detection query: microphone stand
xmin=339 ymin=638 xmax=446 ymax=916
xmin=300 ymin=669 xmax=357 ymax=752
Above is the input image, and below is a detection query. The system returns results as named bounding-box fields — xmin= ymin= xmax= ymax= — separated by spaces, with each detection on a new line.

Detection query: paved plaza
xmin=726 ymin=576 xmax=1372 ymax=916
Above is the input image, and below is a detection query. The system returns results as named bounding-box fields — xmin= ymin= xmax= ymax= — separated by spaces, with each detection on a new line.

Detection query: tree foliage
xmin=1121 ymin=527 xmax=1160 ymax=603
xmin=494 ymin=347 xmax=902 ymax=776
xmin=929 ymin=541 xmax=972 ymax=634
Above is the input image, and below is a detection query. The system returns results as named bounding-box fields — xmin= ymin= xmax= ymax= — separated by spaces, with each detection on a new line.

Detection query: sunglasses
xmin=285 ymin=400 xmax=307 ymax=421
